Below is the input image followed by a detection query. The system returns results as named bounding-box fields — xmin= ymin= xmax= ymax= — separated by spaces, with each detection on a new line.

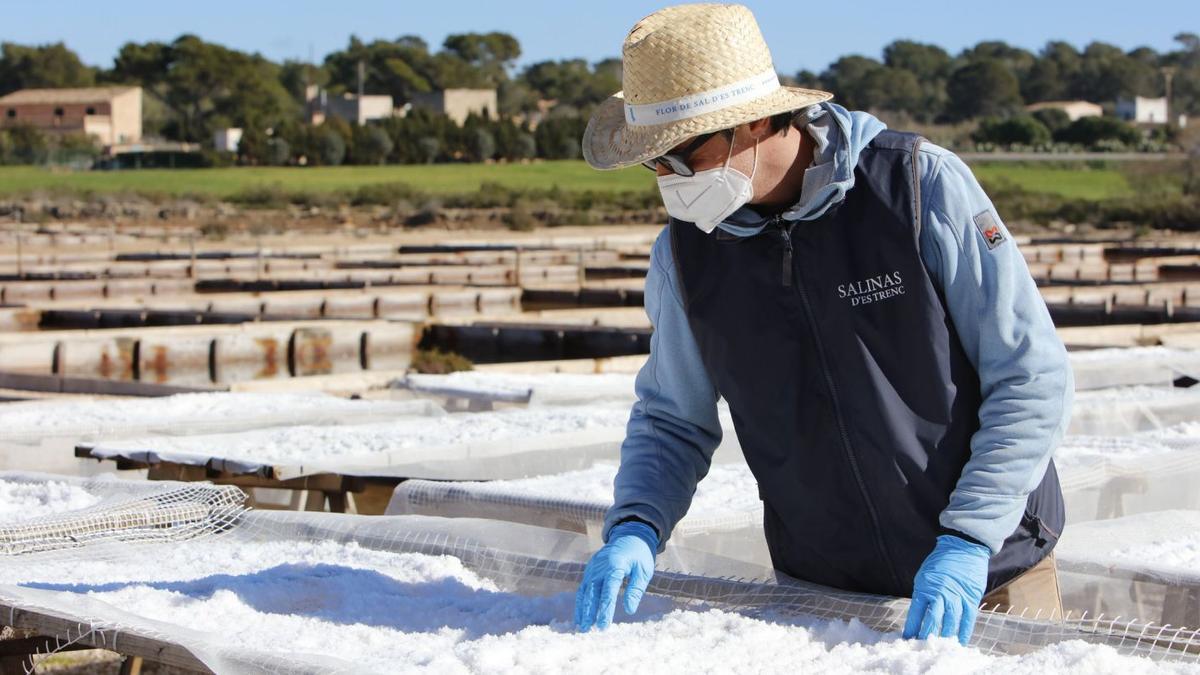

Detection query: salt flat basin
xmin=1068 ymin=346 xmax=1200 ymax=391
xmin=388 ymin=461 xmax=769 ymax=569
xmin=396 ymin=369 xmax=1200 ymax=436
xmin=0 ymin=393 xmax=443 ymax=477
xmin=79 ymin=403 xmax=639 ymax=479
xmin=387 ymin=433 xmax=1200 ymax=569
xmin=1069 ymin=386 xmax=1200 ymax=436
xmin=1056 ymin=510 xmax=1200 ymax=629
xmin=2 ymin=476 xmax=1196 ymax=673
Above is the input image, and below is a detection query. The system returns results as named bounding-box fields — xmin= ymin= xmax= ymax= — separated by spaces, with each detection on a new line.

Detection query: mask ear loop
xmin=722 ymin=129 xmax=738 ymax=167
xmin=748 ymin=137 xmax=759 ymax=180
xmin=725 ymin=128 xmax=759 ymax=181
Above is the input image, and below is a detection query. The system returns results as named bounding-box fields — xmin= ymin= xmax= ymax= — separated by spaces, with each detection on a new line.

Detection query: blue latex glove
xmin=574 ymin=521 xmax=658 ymax=632
xmin=903 ymin=534 xmax=990 ymax=646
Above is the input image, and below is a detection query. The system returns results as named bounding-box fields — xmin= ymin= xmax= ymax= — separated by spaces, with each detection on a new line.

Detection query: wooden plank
xmin=0 ymin=370 xmax=217 ymax=397
xmin=0 ymin=603 xmax=212 ymax=673
xmin=0 ymin=635 xmax=91 ymax=656
xmin=349 ymin=481 xmax=396 ymax=516
xmin=119 ymin=655 xmax=144 ymax=675
xmin=81 ymin=456 xmax=402 ymax=515
xmin=304 ymin=490 xmax=326 ymax=512
xmin=326 ymin=491 xmax=348 ymax=514
xmin=145 ymin=462 xmax=365 ymax=493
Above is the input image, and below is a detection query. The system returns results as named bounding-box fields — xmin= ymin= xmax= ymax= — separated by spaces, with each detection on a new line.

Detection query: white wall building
xmin=1115 ymin=96 xmax=1182 ymax=125
xmin=305 ymin=85 xmax=395 ymax=126
xmin=409 ymin=89 xmax=498 ymax=126
xmin=213 ymin=128 xmax=243 ymax=152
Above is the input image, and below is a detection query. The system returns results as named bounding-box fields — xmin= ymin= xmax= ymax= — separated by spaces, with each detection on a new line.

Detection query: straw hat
xmin=582 ymin=3 xmax=833 ymax=170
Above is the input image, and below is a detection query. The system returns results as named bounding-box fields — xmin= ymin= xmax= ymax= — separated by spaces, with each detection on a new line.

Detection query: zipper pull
xmin=777 ymin=218 xmax=794 ymax=287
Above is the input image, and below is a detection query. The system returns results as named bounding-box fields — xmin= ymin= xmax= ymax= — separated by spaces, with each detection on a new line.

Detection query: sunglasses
xmin=641 ymin=129 xmax=731 ymax=177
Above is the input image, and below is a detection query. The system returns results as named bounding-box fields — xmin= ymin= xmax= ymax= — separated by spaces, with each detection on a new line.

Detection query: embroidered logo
xmin=837 ymin=270 xmax=905 ymax=307
xmin=974 ymin=209 xmax=1006 ymax=250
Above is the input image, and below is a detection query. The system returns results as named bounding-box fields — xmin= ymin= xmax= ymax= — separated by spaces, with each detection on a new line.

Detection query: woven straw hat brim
xmin=583 ymin=85 xmax=833 ymax=171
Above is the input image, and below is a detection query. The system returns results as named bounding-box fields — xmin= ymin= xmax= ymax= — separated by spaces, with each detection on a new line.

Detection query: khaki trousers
xmin=980 ymin=552 xmax=1064 ymax=619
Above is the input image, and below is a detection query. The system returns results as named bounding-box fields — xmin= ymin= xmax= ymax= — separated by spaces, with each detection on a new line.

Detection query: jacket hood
xmin=717 ymin=101 xmax=888 ymax=237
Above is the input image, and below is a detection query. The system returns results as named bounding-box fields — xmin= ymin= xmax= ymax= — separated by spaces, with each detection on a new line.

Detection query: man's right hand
xmin=573 ymin=521 xmax=658 ymax=632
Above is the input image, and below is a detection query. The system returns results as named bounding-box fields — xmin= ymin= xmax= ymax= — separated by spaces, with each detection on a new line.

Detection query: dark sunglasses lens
xmin=641 ymin=155 xmax=695 ymax=177
xmin=667 ymin=156 xmax=694 ymax=177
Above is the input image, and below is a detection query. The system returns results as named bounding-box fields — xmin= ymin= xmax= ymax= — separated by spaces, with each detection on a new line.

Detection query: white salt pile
xmin=1052 ymin=436 xmax=1179 ymax=475
xmin=1112 ymin=535 xmax=1200 ymax=570
xmin=1146 ymin=421 xmax=1200 ymax=441
xmin=0 ymin=392 xmax=433 ymax=437
xmin=0 ymin=478 xmax=101 ymax=522
xmin=1072 ymin=386 xmax=1197 ymax=403
xmin=486 ymin=462 xmax=761 ymax=523
xmin=103 ymin=404 xmax=634 ymax=466
xmin=406 ymin=371 xmax=638 ymax=406
xmin=8 ymin=538 xmax=1194 ymax=674
xmin=1068 ymin=347 xmax=1193 ymax=363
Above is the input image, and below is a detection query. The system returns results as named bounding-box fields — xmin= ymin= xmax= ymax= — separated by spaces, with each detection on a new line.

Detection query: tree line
xmin=0 ymin=31 xmax=1197 ymax=166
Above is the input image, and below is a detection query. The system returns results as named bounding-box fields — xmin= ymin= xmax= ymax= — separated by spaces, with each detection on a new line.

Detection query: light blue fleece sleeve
xmin=916 ymin=143 xmax=1074 ymax=555
xmin=602 ymin=227 xmax=723 ymax=551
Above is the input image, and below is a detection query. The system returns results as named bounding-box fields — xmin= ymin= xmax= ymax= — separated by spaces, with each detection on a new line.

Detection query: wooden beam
xmin=0 ymin=635 xmax=92 ymax=656
xmin=0 ymin=604 xmax=212 ymax=673
xmin=119 ymin=655 xmax=144 ymax=675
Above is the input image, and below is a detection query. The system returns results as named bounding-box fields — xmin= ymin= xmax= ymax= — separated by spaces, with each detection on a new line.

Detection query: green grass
xmin=969 ymin=163 xmax=1132 ymax=200
xmin=0 ymin=159 xmax=1135 ymax=202
xmin=0 ymin=160 xmax=656 ymax=198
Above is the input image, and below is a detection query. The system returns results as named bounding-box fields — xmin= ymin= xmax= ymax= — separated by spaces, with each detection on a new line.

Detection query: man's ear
xmin=747 ymin=117 xmax=774 ymax=140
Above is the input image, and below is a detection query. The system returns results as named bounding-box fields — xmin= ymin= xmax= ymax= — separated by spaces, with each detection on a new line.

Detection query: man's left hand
xmin=903 ymin=534 xmax=990 ymax=646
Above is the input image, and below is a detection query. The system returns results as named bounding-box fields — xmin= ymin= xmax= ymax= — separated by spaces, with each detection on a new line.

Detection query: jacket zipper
xmin=775 ymin=217 xmax=903 ymax=590
xmin=776 ymin=216 xmax=794 ymax=287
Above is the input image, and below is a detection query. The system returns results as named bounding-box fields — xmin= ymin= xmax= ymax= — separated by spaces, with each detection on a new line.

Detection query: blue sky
xmin=2 ymin=0 xmax=1194 ymax=74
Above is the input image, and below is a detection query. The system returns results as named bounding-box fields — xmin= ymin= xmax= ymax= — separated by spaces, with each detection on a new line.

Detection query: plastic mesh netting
xmin=1069 ymin=347 xmax=1200 ymax=391
xmin=1068 ymin=386 xmax=1200 ymax=436
xmin=0 ymin=473 xmax=1198 ymax=674
xmin=1055 ymin=510 xmax=1200 ymax=631
xmin=0 ymin=472 xmax=247 ymax=555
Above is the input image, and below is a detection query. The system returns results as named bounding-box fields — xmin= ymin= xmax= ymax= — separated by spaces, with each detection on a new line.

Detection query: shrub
xmin=265 ymin=138 xmax=290 ymax=166
xmin=972 ymin=115 xmax=1052 ymax=147
xmin=505 ymin=198 xmax=536 ymax=230
xmin=417 ymin=137 xmax=440 ymax=164
xmin=1054 ymin=117 xmax=1141 ymax=149
xmin=353 ymin=126 xmax=394 ymax=165
xmin=0 ymin=125 xmax=49 ymax=164
xmin=405 ymin=199 xmax=443 ymax=226
xmin=316 ymin=128 xmax=346 ymax=166
xmin=350 ymin=182 xmax=417 ymax=206
xmin=410 ymin=349 xmax=473 ymax=374
xmin=467 ymin=128 xmax=496 ymax=162
xmin=1029 ymin=108 xmax=1071 ymax=134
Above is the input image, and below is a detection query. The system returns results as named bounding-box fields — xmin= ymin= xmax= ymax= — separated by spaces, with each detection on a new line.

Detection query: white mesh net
xmin=5 ymin=353 xmax=1200 ymax=672
xmin=1055 ymin=510 xmax=1200 ymax=631
xmin=1069 ymin=347 xmax=1200 ymax=391
xmin=1 ymin=473 xmax=1198 ymax=674
xmin=1068 ymin=386 xmax=1200 ymax=436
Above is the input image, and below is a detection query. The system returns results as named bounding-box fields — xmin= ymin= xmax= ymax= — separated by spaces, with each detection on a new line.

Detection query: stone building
xmin=409 ymin=89 xmax=497 ymax=125
xmin=0 ymin=86 xmax=142 ymax=145
xmin=305 ymin=85 xmax=396 ymax=126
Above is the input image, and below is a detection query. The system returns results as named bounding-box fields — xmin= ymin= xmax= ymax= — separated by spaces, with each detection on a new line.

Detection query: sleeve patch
xmin=973 ymin=209 xmax=1006 ymax=250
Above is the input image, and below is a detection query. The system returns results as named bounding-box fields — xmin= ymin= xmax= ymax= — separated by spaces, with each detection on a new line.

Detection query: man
xmin=572 ymin=3 xmax=1073 ymax=646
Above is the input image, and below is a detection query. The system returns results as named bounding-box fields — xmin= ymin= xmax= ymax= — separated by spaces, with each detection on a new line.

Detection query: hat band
xmin=623 ymin=67 xmax=780 ymax=127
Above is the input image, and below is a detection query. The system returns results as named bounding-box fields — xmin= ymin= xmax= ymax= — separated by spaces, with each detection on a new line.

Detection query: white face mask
xmin=656 ymin=134 xmax=758 ymax=234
